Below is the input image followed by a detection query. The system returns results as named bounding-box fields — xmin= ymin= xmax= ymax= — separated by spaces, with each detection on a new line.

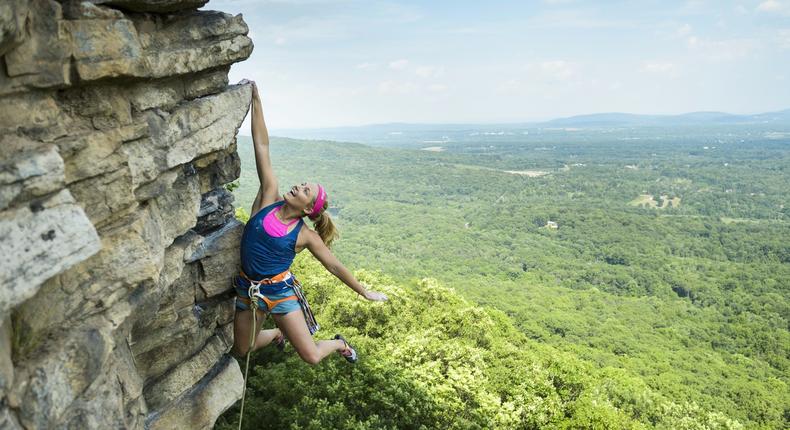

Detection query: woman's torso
xmin=239 ymin=200 xmax=304 ymax=282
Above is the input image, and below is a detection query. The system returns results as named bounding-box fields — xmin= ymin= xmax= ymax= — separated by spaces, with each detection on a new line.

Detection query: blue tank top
xmin=240 ymin=200 xmax=304 ymax=280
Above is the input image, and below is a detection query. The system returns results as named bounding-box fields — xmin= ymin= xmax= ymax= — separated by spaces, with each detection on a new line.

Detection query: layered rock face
xmin=0 ymin=0 xmax=253 ymax=428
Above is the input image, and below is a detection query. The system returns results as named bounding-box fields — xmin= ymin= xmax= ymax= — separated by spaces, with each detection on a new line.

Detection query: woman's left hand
xmin=363 ymin=290 xmax=388 ymax=302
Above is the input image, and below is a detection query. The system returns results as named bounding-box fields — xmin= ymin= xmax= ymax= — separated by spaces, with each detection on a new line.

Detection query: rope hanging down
xmin=237 ymin=283 xmax=261 ymax=430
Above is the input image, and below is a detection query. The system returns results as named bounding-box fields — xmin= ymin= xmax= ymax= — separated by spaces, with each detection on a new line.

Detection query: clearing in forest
xmin=660 ymin=196 xmax=681 ymax=208
xmin=503 ymin=170 xmax=550 ymax=177
xmin=629 ymin=194 xmax=658 ymax=208
xmin=448 ymin=163 xmax=552 ymax=177
xmin=629 ymin=194 xmax=681 ymax=209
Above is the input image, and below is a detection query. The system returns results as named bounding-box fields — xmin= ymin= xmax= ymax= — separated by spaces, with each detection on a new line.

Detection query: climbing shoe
xmin=334 ymin=334 xmax=357 ymax=363
xmin=274 ymin=332 xmax=287 ymax=352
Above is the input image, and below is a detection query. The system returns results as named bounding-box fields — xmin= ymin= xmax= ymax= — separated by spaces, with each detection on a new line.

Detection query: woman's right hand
xmin=241 ymin=79 xmax=260 ymax=102
xmin=250 ymin=80 xmax=260 ymax=100
xmin=363 ymin=290 xmax=388 ymax=302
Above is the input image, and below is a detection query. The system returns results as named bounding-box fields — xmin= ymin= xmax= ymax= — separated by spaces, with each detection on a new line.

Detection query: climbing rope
xmin=238 ymin=282 xmax=261 ymax=430
xmin=235 ymin=274 xmax=318 ymax=429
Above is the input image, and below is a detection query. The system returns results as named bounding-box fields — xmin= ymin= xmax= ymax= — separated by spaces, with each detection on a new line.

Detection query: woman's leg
xmin=232 ymin=308 xmax=281 ymax=355
xmin=273 ymin=309 xmax=345 ymax=365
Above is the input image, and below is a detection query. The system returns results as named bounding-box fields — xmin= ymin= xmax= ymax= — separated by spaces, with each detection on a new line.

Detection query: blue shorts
xmin=234 ymin=276 xmax=301 ymax=314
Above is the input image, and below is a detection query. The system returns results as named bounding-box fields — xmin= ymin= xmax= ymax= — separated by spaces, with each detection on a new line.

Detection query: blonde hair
xmin=309 ymin=199 xmax=339 ymax=247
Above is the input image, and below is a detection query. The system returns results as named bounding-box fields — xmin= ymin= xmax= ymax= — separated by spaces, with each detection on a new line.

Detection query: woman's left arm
xmin=306 ymin=231 xmax=388 ymax=301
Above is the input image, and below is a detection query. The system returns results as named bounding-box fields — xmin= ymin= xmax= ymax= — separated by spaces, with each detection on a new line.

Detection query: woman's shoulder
xmin=296 ymin=222 xmax=319 ymax=242
xmin=251 ymin=198 xmax=284 ymax=219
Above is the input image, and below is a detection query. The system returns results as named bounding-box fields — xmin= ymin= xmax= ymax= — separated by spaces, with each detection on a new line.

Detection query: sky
xmin=208 ymin=0 xmax=790 ymax=129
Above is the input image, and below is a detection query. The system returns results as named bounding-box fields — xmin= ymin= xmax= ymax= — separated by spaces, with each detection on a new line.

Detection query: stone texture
xmin=192 ymin=220 xmax=244 ymax=299
xmin=67 ymin=165 xmax=138 ymax=227
xmin=0 ymin=3 xmax=251 ymax=95
xmin=0 ymin=1 xmax=254 ymax=427
xmin=98 ymin=0 xmax=209 ymax=13
xmin=130 ymin=264 xmax=236 ymax=383
xmin=0 ymin=92 xmax=68 ymax=134
xmin=2 ymin=0 xmax=70 ymax=92
xmin=184 ymin=67 xmax=230 ymax=99
xmin=14 ymin=325 xmax=113 ymax=429
xmin=0 ymin=0 xmax=26 ymax=57
xmin=145 ymin=356 xmax=243 ymax=430
xmin=0 ymin=141 xmax=64 ymax=211
xmin=187 ymin=218 xmax=243 ymax=263
xmin=123 ymin=84 xmax=251 ymax=189
xmin=196 ymin=187 xmax=235 ymax=232
xmin=62 ymin=1 xmax=124 ymax=20
xmin=0 ymin=317 xmax=13 ymax=399
xmin=0 ymin=408 xmax=23 ymax=430
xmin=49 ymin=335 xmax=147 ymax=429
xmin=161 ymin=84 xmax=251 ymax=169
xmin=70 ymin=11 xmax=251 ymax=82
xmin=0 ymin=189 xmax=101 ymax=316
xmin=195 ymin=147 xmax=242 ymax=193
xmin=143 ymin=333 xmax=230 ymax=410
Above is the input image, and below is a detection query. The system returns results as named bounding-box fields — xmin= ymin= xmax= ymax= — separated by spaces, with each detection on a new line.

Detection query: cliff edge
xmin=0 ymin=0 xmax=253 ymax=428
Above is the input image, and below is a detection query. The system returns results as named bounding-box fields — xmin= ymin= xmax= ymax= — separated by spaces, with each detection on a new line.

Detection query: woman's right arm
xmin=249 ymin=81 xmax=280 ymax=215
xmin=305 ymin=230 xmax=388 ymax=301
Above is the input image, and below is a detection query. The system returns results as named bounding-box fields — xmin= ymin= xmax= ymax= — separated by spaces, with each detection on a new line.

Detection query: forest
xmin=219 ymin=124 xmax=788 ymax=429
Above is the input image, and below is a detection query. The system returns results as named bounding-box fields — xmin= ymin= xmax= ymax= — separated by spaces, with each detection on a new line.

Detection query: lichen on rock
xmin=0 ymin=0 xmax=253 ymax=428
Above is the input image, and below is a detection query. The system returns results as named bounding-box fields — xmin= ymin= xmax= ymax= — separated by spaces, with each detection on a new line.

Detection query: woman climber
xmin=231 ymin=80 xmax=388 ymax=365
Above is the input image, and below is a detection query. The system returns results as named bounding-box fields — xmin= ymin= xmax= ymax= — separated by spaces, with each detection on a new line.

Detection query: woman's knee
xmin=297 ymin=348 xmax=321 ymax=365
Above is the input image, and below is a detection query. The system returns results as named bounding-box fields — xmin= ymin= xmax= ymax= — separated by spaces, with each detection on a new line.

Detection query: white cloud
xmin=535 ymin=60 xmax=577 ymax=80
xmin=415 ymin=65 xmax=445 ymax=78
xmin=687 ymin=36 xmax=758 ymax=61
xmin=681 ymin=0 xmax=709 ymax=14
xmin=778 ymin=29 xmax=790 ymax=49
xmin=265 ymin=16 xmax=351 ymax=45
xmin=217 ymin=0 xmax=790 ymax=127
xmin=757 ymin=0 xmax=786 ymax=12
xmin=496 ymin=79 xmax=523 ymax=93
xmin=642 ymin=61 xmax=680 ymax=78
xmin=356 ymin=62 xmax=377 ymax=70
xmin=388 ymin=59 xmax=410 ymax=70
xmin=675 ymin=23 xmax=692 ymax=37
xmin=527 ymin=10 xmax=636 ymax=29
xmin=654 ymin=22 xmax=693 ymax=41
xmin=378 ymin=80 xmax=416 ymax=94
xmin=498 ymin=60 xmax=583 ymax=97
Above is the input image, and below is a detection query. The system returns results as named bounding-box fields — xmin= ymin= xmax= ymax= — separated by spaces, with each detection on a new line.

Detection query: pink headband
xmin=308 ymin=184 xmax=327 ymax=219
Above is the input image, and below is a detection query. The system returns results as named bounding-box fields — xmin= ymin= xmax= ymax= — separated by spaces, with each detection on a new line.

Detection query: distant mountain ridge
xmin=542 ymin=109 xmax=790 ymax=127
xmin=271 ymin=108 xmax=790 ymax=136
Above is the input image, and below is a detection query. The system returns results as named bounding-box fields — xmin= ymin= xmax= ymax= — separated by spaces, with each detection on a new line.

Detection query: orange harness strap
xmin=239 ymin=268 xmax=291 ymax=284
xmin=237 ymin=268 xmax=297 ymax=311
xmin=237 ymin=294 xmax=298 ymax=311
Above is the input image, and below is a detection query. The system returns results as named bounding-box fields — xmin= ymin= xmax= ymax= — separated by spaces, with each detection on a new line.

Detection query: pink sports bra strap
xmin=262 ymin=206 xmax=299 ymax=237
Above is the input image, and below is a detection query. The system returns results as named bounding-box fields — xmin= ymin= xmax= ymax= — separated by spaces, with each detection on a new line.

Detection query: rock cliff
xmin=0 ymin=0 xmax=253 ymax=428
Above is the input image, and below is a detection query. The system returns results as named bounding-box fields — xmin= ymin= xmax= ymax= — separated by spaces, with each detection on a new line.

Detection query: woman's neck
xmin=277 ymin=203 xmax=303 ymax=222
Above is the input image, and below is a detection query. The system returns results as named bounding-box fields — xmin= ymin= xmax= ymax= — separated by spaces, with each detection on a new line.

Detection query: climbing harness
xmin=236 ymin=270 xmax=320 ymax=429
xmin=237 ymin=269 xmax=320 ymax=334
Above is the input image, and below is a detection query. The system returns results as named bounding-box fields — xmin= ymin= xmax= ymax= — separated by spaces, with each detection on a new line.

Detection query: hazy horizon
xmin=240 ymin=107 xmax=787 ymax=133
xmin=210 ymin=0 xmax=790 ymax=130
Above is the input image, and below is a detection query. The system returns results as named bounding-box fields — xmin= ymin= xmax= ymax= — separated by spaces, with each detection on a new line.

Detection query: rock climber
xmin=231 ymin=80 xmax=388 ymax=364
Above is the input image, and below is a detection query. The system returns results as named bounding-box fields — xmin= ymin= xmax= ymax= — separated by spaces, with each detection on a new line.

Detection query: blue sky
xmin=209 ymin=0 xmax=790 ymax=128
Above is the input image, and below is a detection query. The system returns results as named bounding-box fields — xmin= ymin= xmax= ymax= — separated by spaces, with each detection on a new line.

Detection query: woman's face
xmin=284 ymin=182 xmax=318 ymax=213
